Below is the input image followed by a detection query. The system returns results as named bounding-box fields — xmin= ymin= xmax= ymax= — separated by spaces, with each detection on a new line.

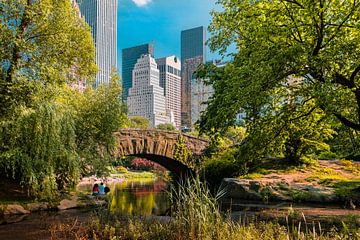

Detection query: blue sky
xmin=117 ymin=0 xmax=220 ymax=72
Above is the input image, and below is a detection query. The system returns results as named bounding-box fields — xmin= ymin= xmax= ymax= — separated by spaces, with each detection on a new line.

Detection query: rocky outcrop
xmin=221 ymin=178 xmax=339 ymax=203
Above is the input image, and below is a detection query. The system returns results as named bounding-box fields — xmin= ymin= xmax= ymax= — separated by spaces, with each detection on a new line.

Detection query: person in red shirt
xmin=92 ymin=183 xmax=99 ymax=196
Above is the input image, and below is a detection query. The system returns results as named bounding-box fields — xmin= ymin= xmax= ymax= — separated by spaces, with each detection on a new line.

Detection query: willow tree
xmin=0 ymin=0 xmax=97 ymax=199
xmin=0 ymin=0 xmax=96 ymax=116
xmin=198 ymin=0 xmax=360 ymax=162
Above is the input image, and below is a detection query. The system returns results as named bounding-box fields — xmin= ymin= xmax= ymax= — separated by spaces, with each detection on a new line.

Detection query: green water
xmin=109 ymin=178 xmax=169 ymax=216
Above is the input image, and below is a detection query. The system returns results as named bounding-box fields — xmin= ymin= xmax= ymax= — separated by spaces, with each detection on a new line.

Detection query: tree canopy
xmin=129 ymin=116 xmax=150 ymax=129
xmin=0 ymin=0 xmax=97 ymax=116
xmin=156 ymin=123 xmax=176 ymax=131
xmin=197 ymin=0 xmax=360 ymax=162
xmin=0 ymin=1 xmax=126 ymax=199
xmin=201 ymin=0 xmax=360 ymax=132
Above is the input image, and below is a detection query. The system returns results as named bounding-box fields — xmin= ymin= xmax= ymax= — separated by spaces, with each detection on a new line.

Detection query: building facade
xmin=122 ymin=43 xmax=154 ymax=100
xmin=181 ymin=56 xmax=203 ymax=128
xmin=156 ymin=56 xmax=181 ymax=129
xmin=180 ymin=26 xmax=206 ymax=128
xmin=191 ymin=77 xmax=214 ymax=126
xmin=191 ymin=60 xmax=227 ymax=126
xmin=127 ymin=55 xmax=169 ymax=128
xmin=77 ymin=0 xmax=117 ymax=87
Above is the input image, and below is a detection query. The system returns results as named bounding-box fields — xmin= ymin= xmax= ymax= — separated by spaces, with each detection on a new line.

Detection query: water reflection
xmin=109 ymin=179 xmax=168 ymax=216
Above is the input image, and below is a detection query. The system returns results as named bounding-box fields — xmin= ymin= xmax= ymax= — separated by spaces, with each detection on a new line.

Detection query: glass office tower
xmin=77 ymin=0 xmax=118 ymax=87
xmin=122 ymin=43 xmax=154 ymax=100
xmin=180 ymin=26 xmax=206 ymax=128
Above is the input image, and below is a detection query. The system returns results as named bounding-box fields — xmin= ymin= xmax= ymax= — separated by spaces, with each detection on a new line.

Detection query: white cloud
xmin=132 ymin=0 xmax=152 ymax=7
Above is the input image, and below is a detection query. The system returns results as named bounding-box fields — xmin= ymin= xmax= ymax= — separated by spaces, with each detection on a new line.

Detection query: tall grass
xmin=51 ymin=177 xmax=360 ymax=239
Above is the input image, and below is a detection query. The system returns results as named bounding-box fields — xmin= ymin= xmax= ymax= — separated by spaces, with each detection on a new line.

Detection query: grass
xmin=50 ymin=177 xmax=360 ymax=240
xmin=340 ymin=160 xmax=360 ymax=175
xmin=238 ymin=158 xmax=311 ymax=180
xmin=305 ymin=167 xmax=349 ymax=184
xmin=110 ymin=171 xmax=156 ymax=179
xmin=333 ymin=180 xmax=360 ymax=203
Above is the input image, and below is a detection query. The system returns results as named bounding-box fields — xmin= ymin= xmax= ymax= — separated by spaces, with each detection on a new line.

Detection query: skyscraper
xmin=191 ymin=61 xmax=226 ymax=125
xmin=181 ymin=26 xmax=206 ymax=128
xmin=122 ymin=43 xmax=154 ymax=100
xmin=77 ymin=0 xmax=117 ymax=87
xmin=156 ymin=56 xmax=181 ymax=129
xmin=127 ymin=54 xmax=169 ymax=128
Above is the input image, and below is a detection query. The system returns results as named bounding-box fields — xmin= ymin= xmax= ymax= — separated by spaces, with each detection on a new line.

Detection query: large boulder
xmin=221 ymin=178 xmax=338 ymax=203
xmin=3 ymin=204 xmax=30 ymax=215
xmin=57 ymin=196 xmax=78 ymax=210
xmin=26 ymin=202 xmax=50 ymax=212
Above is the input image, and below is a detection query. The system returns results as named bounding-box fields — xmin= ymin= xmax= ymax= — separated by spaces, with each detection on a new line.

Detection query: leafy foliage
xmin=173 ymin=136 xmax=194 ymax=169
xmin=197 ymin=0 xmax=358 ymax=163
xmin=0 ymin=0 xmax=96 ymax=116
xmin=128 ymin=116 xmax=150 ymax=129
xmin=0 ymin=102 xmax=78 ymax=199
xmin=156 ymin=123 xmax=176 ymax=131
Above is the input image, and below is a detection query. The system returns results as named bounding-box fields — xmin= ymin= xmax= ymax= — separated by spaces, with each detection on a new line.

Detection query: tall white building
xmin=156 ymin=56 xmax=181 ymax=129
xmin=127 ymin=55 xmax=170 ymax=128
xmin=77 ymin=0 xmax=117 ymax=86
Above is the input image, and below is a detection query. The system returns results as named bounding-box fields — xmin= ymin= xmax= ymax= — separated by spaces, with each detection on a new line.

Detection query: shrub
xmin=202 ymin=148 xmax=248 ymax=187
xmin=131 ymin=158 xmax=166 ymax=172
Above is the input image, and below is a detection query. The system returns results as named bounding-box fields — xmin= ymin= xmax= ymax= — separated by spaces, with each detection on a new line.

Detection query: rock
xmin=249 ymin=181 xmax=264 ymax=192
xmin=3 ymin=204 xmax=30 ymax=215
xmin=221 ymin=178 xmax=339 ymax=204
xmin=57 ymin=196 xmax=78 ymax=210
xmin=2 ymin=214 xmax=27 ymax=224
xmin=26 ymin=202 xmax=50 ymax=212
xmin=222 ymin=178 xmax=263 ymax=201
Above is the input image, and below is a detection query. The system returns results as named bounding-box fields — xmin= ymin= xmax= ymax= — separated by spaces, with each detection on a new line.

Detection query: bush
xmin=115 ymin=166 xmax=128 ymax=173
xmin=317 ymin=151 xmax=338 ymax=160
xmin=202 ymin=148 xmax=248 ymax=188
xmin=131 ymin=158 xmax=166 ymax=172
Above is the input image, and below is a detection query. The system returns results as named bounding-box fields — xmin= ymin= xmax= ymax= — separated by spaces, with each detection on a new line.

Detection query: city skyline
xmin=117 ymin=0 xmax=219 ymax=73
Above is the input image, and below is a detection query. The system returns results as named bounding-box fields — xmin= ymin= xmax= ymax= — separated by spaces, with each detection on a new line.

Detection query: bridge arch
xmin=112 ymin=129 xmax=209 ymax=176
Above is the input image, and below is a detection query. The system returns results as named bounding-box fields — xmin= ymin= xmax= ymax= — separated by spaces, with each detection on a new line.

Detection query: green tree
xmin=74 ymin=70 xmax=128 ymax=176
xmin=129 ymin=116 xmax=150 ymax=129
xmin=197 ymin=0 xmax=360 ymax=163
xmin=0 ymin=0 xmax=96 ymax=116
xmin=200 ymin=0 xmax=360 ymax=132
xmin=0 ymin=99 xmax=79 ymax=199
xmin=156 ymin=123 xmax=176 ymax=131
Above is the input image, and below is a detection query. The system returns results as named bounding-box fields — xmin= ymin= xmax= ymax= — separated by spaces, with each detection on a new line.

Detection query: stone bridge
xmin=112 ymin=129 xmax=209 ymax=176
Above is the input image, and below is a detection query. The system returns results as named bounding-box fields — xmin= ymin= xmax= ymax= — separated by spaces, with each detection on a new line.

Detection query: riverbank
xmin=51 ymin=178 xmax=360 ymax=240
xmin=222 ymin=160 xmax=360 ymax=205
